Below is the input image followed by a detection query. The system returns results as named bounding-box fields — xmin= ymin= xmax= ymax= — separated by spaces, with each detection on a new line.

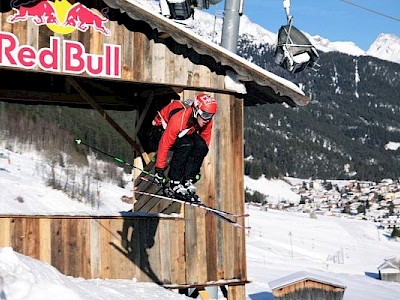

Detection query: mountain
xmin=242 ymin=45 xmax=400 ymax=181
xmin=137 ymin=1 xmax=400 ymax=64
xmin=367 ymin=33 xmax=400 ymax=64
xmin=176 ymin=5 xmax=400 ymax=181
xmin=309 ymin=34 xmax=365 ymax=57
xmin=188 ymin=5 xmax=400 ymax=65
xmin=307 ymin=32 xmax=400 ymax=64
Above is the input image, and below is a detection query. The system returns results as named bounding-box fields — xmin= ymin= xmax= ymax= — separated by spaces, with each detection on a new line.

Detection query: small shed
xmin=378 ymin=256 xmax=400 ymax=282
xmin=269 ymin=271 xmax=346 ymax=300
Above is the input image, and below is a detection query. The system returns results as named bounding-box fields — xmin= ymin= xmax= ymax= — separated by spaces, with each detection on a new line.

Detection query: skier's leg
xmin=184 ymin=134 xmax=208 ymax=181
xmin=180 ymin=134 xmax=208 ymax=201
xmin=168 ymin=135 xmax=194 ymax=181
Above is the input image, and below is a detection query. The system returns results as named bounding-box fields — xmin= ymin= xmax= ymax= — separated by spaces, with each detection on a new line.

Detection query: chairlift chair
xmin=274 ymin=0 xmax=319 ymax=73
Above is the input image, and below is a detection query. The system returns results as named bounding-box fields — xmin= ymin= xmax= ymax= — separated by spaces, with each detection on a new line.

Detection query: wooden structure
xmin=378 ymin=257 xmax=400 ymax=282
xmin=269 ymin=271 xmax=346 ymax=300
xmin=0 ymin=0 xmax=309 ymax=298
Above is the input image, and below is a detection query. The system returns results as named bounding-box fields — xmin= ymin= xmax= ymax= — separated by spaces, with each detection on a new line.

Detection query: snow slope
xmin=1 ymin=146 xmax=400 ymax=299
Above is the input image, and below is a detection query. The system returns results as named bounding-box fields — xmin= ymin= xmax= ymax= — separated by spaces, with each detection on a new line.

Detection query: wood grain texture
xmin=0 ymin=3 xmax=248 ymax=295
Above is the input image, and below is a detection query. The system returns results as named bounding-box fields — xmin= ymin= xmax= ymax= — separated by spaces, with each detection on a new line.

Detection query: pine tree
xmin=391 ymin=226 xmax=400 ymax=238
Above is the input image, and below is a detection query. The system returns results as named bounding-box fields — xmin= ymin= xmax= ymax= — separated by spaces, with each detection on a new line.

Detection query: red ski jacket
xmin=152 ymin=100 xmax=186 ymax=128
xmin=154 ymin=102 xmax=213 ymax=169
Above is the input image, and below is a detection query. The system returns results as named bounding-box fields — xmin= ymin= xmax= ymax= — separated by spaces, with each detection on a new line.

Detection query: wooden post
xmin=132 ymin=156 xmax=144 ymax=209
xmin=227 ymin=285 xmax=246 ymax=300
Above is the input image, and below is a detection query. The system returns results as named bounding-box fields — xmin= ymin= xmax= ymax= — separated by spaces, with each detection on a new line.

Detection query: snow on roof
xmin=269 ymin=271 xmax=347 ymax=290
xmin=103 ymin=0 xmax=309 ymax=107
xmin=378 ymin=259 xmax=400 ymax=271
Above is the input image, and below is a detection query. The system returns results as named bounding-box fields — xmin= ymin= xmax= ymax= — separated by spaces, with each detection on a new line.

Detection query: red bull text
xmin=0 ymin=32 xmax=121 ymax=78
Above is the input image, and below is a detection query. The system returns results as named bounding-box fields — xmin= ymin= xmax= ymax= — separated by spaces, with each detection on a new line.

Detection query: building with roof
xmin=378 ymin=257 xmax=400 ymax=282
xmin=269 ymin=271 xmax=346 ymax=300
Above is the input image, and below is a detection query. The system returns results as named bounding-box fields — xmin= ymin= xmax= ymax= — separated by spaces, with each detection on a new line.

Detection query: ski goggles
xmin=197 ymin=109 xmax=214 ymax=120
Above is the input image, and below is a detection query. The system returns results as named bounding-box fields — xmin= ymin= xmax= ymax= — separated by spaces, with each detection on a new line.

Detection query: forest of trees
xmin=239 ymin=36 xmax=400 ymax=182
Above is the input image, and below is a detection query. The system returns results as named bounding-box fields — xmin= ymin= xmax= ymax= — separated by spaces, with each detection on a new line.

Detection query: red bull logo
xmin=0 ymin=32 xmax=121 ymax=77
xmin=7 ymin=0 xmax=111 ymax=36
xmin=3 ymin=1 xmax=121 ymax=78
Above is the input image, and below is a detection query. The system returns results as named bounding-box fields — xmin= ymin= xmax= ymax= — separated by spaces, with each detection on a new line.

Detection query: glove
xmin=154 ymin=167 xmax=167 ymax=185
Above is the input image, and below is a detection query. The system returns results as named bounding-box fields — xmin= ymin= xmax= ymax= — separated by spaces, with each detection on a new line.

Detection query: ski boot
xmin=183 ymin=179 xmax=201 ymax=204
xmin=164 ymin=180 xmax=189 ymax=201
xmin=165 ymin=180 xmax=201 ymax=204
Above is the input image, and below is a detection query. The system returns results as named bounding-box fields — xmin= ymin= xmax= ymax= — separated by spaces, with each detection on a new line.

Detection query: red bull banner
xmin=0 ymin=32 xmax=121 ymax=78
xmin=1 ymin=0 xmax=121 ymax=78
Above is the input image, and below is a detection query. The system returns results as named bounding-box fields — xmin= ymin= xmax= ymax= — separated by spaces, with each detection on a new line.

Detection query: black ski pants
xmin=168 ymin=133 xmax=209 ymax=183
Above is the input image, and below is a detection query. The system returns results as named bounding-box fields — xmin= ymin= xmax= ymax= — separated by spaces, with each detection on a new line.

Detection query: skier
xmin=151 ymin=93 xmax=218 ymax=202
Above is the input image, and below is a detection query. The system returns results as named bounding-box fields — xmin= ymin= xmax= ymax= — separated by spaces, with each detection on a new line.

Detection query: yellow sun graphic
xmin=47 ymin=0 xmax=75 ymax=35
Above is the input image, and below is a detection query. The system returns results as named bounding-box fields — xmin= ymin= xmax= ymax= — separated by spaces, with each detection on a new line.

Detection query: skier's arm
xmin=155 ymin=115 xmax=182 ymax=169
xmin=199 ymin=121 xmax=213 ymax=146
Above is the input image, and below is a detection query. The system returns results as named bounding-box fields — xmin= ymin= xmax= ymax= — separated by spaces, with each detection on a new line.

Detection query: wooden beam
xmin=66 ymin=77 xmax=150 ymax=164
xmin=133 ymin=91 xmax=153 ymax=138
xmin=0 ymin=89 xmax=134 ymax=108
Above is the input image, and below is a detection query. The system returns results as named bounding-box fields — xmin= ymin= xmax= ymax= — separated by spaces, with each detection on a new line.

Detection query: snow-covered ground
xmin=1 ymin=146 xmax=400 ymax=299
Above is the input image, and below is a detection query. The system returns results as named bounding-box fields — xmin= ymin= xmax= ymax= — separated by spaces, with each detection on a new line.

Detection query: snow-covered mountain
xmin=138 ymin=1 xmax=400 ymax=64
xmin=308 ymin=34 xmax=366 ymax=57
xmin=239 ymin=15 xmax=400 ymax=65
xmin=367 ymin=33 xmax=400 ymax=64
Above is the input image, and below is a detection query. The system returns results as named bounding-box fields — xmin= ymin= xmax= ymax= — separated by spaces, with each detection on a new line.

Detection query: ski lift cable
xmin=282 ymin=0 xmax=294 ymax=46
xmin=341 ymin=0 xmax=400 ymax=22
xmin=283 ymin=0 xmax=293 ymax=24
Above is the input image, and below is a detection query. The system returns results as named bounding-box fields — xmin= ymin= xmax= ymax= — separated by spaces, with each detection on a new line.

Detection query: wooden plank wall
xmin=177 ymin=92 xmax=247 ymax=286
xmin=0 ymin=216 xmax=186 ymax=283
xmin=0 ymin=2 xmax=247 ymax=295
xmin=272 ymin=281 xmax=346 ymax=300
xmin=215 ymin=94 xmax=246 ymax=281
xmin=0 ymin=214 xmax=246 ymax=286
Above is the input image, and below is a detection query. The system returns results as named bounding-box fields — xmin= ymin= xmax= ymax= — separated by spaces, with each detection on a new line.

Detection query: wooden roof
xmin=0 ymin=0 xmax=309 ymax=109
xmin=103 ymin=0 xmax=309 ymax=107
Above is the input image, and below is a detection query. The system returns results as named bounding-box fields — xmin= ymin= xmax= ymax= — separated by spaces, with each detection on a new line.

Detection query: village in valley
xmin=262 ymin=178 xmax=400 ymax=232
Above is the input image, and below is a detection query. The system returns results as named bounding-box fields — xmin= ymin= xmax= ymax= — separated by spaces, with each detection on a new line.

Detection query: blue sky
xmin=210 ymin=0 xmax=400 ymax=51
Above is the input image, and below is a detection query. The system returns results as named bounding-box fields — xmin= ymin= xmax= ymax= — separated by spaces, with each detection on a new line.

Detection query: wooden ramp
xmin=133 ymin=158 xmax=182 ymax=215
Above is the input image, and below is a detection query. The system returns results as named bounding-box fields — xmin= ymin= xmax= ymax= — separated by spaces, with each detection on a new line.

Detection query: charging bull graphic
xmin=7 ymin=0 xmax=59 ymax=25
xmin=7 ymin=0 xmax=111 ymax=36
xmin=62 ymin=3 xmax=110 ymax=35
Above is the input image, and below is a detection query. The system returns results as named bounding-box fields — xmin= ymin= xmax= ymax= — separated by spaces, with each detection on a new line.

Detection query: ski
xmin=134 ymin=190 xmax=251 ymax=230
xmin=138 ymin=176 xmax=249 ymax=218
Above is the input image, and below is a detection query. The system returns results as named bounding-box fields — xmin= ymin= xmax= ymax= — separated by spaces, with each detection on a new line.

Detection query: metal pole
xmin=289 ymin=231 xmax=293 ymax=258
xmin=221 ymin=0 xmax=242 ymax=53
